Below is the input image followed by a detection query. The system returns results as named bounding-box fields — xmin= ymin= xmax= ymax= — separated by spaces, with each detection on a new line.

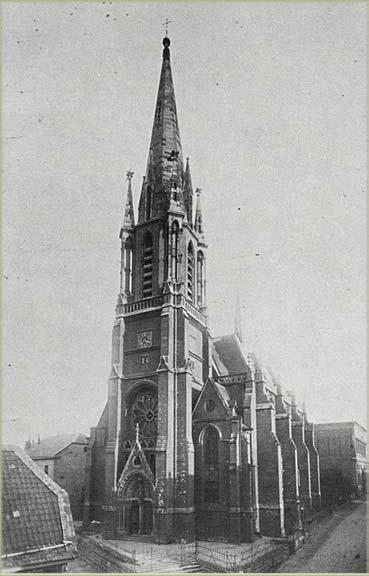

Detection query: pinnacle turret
xmin=122 ymin=171 xmax=135 ymax=230
xmin=183 ymin=158 xmax=194 ymax=226
xmin=194 ymin=188 xmax=205 ymax=240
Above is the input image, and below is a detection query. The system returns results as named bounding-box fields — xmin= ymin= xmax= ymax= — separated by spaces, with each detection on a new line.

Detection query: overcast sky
xmin=3 ymin=2 xmax=366 ymax=446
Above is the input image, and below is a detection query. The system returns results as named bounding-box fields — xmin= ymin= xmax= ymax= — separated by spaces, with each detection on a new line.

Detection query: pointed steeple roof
xmin=183 ymin=158 xmax=194 ymax=226
xmin=139 ymin=37 xmax=185 ymax=222
xmin=122 ymin=170 xmax=135 ymax=230
xmin=194 ymin=187 xmax=205 ymax=240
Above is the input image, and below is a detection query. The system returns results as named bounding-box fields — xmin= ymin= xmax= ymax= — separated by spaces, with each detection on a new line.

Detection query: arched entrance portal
xmin=117 ymin=473 xmax=154 ymax=536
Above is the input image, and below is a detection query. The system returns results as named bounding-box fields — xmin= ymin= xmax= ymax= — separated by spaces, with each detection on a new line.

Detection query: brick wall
xmin=54 ymin=443 xmax=87 ymax=520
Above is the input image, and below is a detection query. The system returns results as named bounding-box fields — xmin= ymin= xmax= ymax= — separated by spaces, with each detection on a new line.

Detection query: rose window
xmin=132 ymin=390 xmax=158 ymax=439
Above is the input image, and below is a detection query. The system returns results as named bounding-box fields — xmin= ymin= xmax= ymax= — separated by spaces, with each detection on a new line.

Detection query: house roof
xmin=26 ymin=432 xmax=87 ymax=459
xmin=2 ymin=445 xmax=75 ymax=571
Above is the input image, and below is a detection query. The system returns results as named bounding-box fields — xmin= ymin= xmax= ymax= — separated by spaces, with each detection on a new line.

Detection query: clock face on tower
xmin=137 ymin=331 xmax=153 ymax=349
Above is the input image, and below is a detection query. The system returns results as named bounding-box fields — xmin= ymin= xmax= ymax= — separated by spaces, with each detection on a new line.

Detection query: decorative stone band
xmin=183 ymin=298 xmax=206 ymax=325
xmin=216 ymin=374 xmax=248 ymax=386
xmin=121 ymin=295 xmax=164 ymax=315
xmin=256 ymin=403 xmax=275 ymax=410
xmin=156 ymin=507 xmax=195 ymax=514
xmin=118 ymin=294 xmax=206 ymax=326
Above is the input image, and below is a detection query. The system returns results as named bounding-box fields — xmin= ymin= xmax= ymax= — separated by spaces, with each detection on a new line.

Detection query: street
xmin=278 ymin=502 xmax=367 ymax=573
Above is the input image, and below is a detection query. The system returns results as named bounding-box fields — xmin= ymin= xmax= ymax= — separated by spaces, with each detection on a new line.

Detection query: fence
xmin=189 ymin=539 xmax=288 ymax=573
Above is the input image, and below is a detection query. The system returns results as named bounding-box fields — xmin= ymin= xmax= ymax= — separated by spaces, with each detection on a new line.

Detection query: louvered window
xmin=124 ymin=236 xmax=133 ymax=294
xmin=170 ymin=222 xmax=179 ymax=281
xmin=187 ymin=242 xmax=194 ymax=301
xmin=142 ymin=232 xmax=153 ymax=298
xmin=197 ymin=251 xmax=205 ymax=306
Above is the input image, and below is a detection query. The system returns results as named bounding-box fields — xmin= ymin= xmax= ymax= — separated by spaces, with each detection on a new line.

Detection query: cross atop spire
xmin=162 ymin=18 xmax=172 ymax=37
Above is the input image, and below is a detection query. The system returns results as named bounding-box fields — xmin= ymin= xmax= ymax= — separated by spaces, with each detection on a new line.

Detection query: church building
xmin=83 ymin=36 xmax=321 ymax=544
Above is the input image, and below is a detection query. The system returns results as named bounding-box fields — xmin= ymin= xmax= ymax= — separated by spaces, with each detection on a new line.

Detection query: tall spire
xmin=194 ymin=188 xmax=205 ymax=240
xmin=235 ymin=294 xmax=243 ymax=343
xmin=183 ymin=158 xmax=194 ymax=226
xmin=138 ymin=37 xmax=184 ymax=222
xmin=123 ymin=171 xmax=135 ymax=230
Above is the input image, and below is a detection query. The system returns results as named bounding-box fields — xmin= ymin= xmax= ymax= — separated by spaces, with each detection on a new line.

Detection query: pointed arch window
xmin=203 ymin=426 xmax=220 ymax=504
xmin=170 ymin=221 xmax=179 ymax=281
xmin=187 ymin=242 xmax=194 ymax=302
xmin=124 ymin=236 xmax=133 ymax=294
xmin=142 ymin=232 xmax=153 ymax=298
xmin=197 ymin=251 xmax=205 ymax=307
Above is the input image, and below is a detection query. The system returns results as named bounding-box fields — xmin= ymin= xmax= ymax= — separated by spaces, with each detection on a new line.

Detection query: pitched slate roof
xmin=214 ymin=381 xmax=232 ymax=408
xmin=212 ymin=334 xmax=280 ymax=400
xmin=212 ymin=334 xmax=249 ymax=374
xmin=2 ymin=446 xmax=75 ymax=571
xmin=26 ymin=432 xmax=87 ymax=459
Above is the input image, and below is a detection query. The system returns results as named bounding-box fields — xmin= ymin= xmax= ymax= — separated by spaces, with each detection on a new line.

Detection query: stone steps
xmin=119 ymin=534 xmax=155 ymax=543
xmin=136 ymin=561 xmax=204 ymax=573
xmin=77 ymin=536 xmax=136 ymax=573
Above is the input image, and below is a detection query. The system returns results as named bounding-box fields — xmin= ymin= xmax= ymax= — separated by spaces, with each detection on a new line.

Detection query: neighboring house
xmin=26 ymin=433 xmax=88 ymax=520
xmin=315 ymin=422 xmax=367 ymax=502
xmin=2 ymin=445 xmax=76 ymax=573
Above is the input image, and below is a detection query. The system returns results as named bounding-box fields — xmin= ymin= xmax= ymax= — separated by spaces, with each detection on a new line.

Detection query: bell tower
xmin=102 ymin=37 xmax=210 ymax=543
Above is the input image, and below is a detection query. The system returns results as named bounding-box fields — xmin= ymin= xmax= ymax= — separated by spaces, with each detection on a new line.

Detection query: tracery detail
xmin=132 ymin=389 xmax=158 ymax=439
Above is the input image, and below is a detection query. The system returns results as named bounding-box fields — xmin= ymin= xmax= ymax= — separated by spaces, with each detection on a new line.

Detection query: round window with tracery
xmin=132 ymin=389 xmax=158 ymax=439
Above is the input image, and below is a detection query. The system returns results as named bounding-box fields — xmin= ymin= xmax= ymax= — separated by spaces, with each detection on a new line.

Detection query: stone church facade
xmin=83 ymin=37 xmax=321 ymax=544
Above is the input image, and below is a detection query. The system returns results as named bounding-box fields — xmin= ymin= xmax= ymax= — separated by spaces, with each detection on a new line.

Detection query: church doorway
xmin=117 ymin=473 xmax=153 ymax=536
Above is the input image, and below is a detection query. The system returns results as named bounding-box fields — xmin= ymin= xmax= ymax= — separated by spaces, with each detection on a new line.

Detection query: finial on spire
xmin=126 ymin=170 xmax=134 ymax=182
xmin=135 ymin=423 xmax=140 ymax=443
xmin=162 ymin=23 xmax=171 ymax=60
